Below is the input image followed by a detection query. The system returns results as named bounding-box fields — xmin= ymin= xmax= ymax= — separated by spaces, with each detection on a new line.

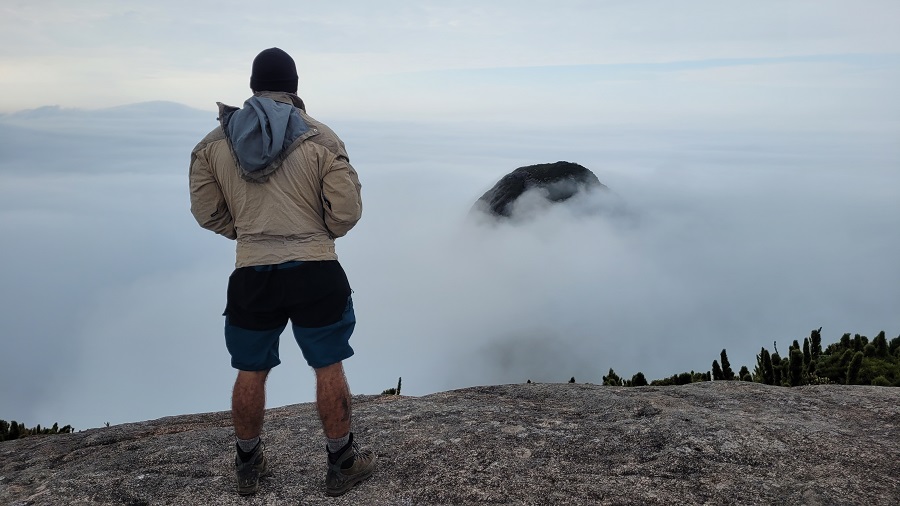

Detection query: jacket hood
xmin=218 ymin=95 xmax=312 ymax=182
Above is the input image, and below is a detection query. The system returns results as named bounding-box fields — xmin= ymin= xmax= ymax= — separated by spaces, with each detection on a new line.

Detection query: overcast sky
xmin=1 ymin=1 xmax=899 ymax=431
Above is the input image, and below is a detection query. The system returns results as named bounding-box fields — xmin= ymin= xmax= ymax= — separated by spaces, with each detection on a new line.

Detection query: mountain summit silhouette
xmin=474 ymin=161 xmax=607 ymax=218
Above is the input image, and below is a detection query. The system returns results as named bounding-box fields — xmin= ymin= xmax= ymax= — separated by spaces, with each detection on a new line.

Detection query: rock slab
xmin=1 ymin=382 xmax=898 ymax=505
xmin=475 ymin=161 xmax=607 ymax=218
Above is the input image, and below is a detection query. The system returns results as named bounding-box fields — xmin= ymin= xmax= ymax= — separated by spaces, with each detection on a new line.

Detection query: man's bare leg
xmin=232 ymin=369 xmax=270 ymax=440
xmin=315 ymin=362 xmax=351 ymax=439
xmin=317 ymin=361 xmax=376 ymax=496
xmin=232 ymin=369 xmax=269 ymax=496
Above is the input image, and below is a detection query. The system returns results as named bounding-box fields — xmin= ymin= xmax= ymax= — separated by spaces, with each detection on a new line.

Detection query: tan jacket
xmin=189 ymin=92 xmax=362 ymax=267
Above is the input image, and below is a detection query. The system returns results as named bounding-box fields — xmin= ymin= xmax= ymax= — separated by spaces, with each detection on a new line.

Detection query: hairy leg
xmin=232 ymin=370 xmax=270 ymax=440
xmin=315 ymin=362 xmax=351 ymax=439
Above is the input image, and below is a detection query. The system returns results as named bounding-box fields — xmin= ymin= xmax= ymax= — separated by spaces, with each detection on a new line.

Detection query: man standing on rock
xmin=189 ymin=47 xmax=375 ymax=497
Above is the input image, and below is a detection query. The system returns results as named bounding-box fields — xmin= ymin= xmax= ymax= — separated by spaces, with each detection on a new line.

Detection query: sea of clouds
xmin=1 ymin=103 xmax=898 ymax=430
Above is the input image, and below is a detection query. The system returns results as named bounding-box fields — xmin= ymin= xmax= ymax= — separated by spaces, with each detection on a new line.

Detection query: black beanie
xmin=249 ymin=48 xmax=298 ymax=93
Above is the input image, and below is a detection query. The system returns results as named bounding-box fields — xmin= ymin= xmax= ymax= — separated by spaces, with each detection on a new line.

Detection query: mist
xmin=1 ymin=103 xmax=899 ymax=432
xmin=343 ymin=125 xmax=900 ymax=395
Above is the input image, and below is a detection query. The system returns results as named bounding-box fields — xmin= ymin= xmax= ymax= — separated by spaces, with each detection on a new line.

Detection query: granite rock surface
xmin=1 ymin=382 xmax=898 ymax=505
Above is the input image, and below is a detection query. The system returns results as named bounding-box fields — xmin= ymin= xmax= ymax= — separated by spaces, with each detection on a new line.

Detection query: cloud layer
xmin=1 ymin=1 xmax=898 ymax=430
xmin=7 ymin=101 xmax=898 ymax=430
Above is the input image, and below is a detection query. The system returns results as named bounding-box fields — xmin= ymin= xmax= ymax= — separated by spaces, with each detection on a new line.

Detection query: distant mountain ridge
xmin=0 ymin=101 xmax=212 ymax=175
xmin=3 ymin=101 xmax=205 ymax=119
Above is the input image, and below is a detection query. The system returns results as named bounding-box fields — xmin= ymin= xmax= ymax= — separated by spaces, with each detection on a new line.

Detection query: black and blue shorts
xmin=223 ymin=260 xmax=355 ymax=371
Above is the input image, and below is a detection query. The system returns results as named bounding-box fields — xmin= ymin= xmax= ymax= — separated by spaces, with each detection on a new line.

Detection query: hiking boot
xmin=235 ymin=440 xmax=268 ymax=496
xmin=325 ymin=433 xmax=376 ymax=496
